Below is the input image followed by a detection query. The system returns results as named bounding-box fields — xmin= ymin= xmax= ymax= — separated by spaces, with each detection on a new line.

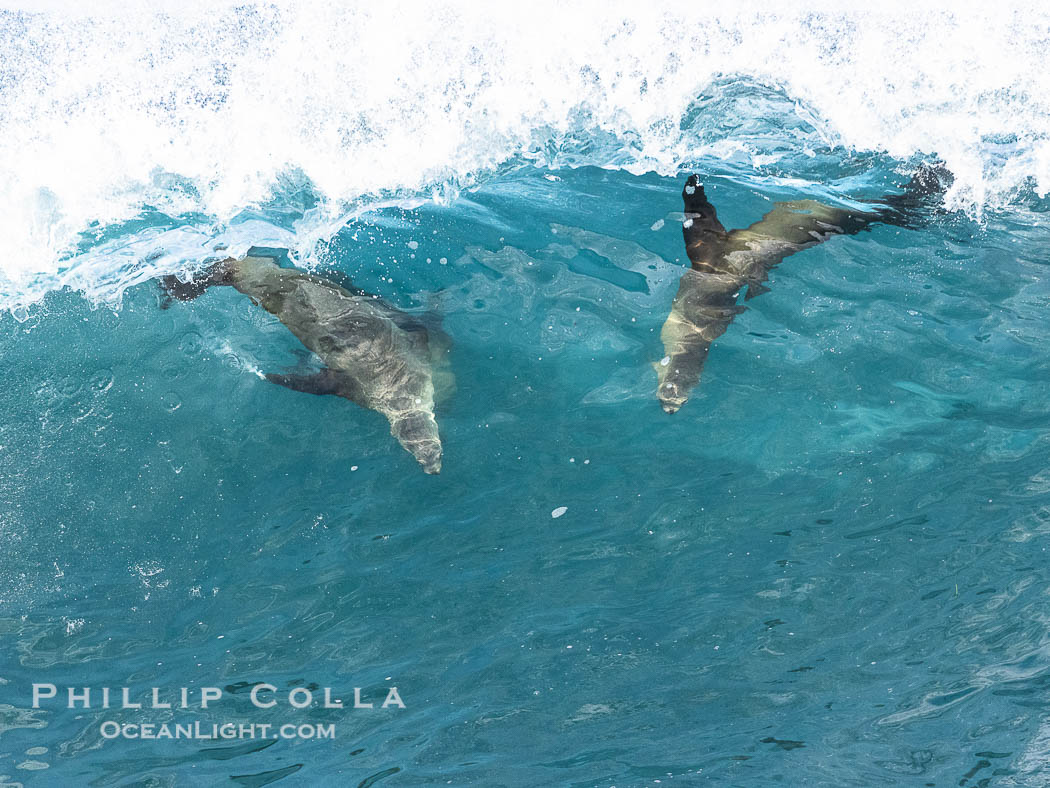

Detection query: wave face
xmin=2 ymin=2 xmax=1049 ymax=312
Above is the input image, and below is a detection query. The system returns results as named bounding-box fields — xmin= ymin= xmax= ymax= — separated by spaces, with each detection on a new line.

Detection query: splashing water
xmin=1 ymin=2 xmax=1049 ymax=313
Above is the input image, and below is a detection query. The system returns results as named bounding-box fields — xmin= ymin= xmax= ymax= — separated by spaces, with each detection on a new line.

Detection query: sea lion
xmin=161 ymin=254 xmax=451 ymax=474
xmin=656 ymin=166 xmax=951 ymax=413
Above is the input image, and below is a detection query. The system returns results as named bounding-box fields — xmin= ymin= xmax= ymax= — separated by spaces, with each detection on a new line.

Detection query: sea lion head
xmin=390 ymin=410 xmax=443 ymax=474
xmin=656 ymin=356 xmax=701 ymax=414
xmin=413 ymin=440 xmax=443 ymax=475
xmin=655 ymin=327 xmax=711 ymax=415
xmin=658 ymin=382 xmax=687 ymax=414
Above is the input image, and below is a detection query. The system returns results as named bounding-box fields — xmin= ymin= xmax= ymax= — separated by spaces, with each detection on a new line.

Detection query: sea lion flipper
xmin=425 ymin=326 xmax=456 ymax=406
xmin=682 ymin=174 xmax=717 ymax=216
xmin=680 ymin=174 xmax=729 ymax=270
xmin=878 ymin=162 xmax=954 ymax=227
xmin=159 ymin=259 xmax=234 ymax=303
xmin=744 ymin=281 xmax=770 ymax=300
xmin=728 ymin=201 xmax=867 ymax=251
xmin=264 ymin=369 xmax=344 ymax=397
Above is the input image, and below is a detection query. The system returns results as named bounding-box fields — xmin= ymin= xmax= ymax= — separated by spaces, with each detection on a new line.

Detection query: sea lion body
xmin=656 ymin=169 xmax=949 ymax=413
xmin=166 ymin=255 xmax=446 ymax=474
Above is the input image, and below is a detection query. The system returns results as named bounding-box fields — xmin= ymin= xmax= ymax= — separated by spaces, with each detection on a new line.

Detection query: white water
xmin=2 ymin=1 xmax=1049 ymax=312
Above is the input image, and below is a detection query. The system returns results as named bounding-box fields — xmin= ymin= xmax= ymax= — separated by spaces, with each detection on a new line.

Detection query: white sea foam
xmin=1 ymin=2 xmax=1049 ymax=311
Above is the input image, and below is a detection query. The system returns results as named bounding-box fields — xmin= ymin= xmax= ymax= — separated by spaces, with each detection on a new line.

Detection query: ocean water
xmin=4 ymin=3 xmax=1050 ymax=786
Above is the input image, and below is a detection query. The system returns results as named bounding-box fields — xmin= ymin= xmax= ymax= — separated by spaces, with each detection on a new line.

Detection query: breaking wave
xmin=2 ymin=1 xmax=1049 ymax=313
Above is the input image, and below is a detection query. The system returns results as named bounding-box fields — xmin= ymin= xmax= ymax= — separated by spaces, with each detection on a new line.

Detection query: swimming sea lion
xmin=656 ymin=166 xmax=951 ymax=413
xmin=162 ymin=254 xmax=450 ymax=474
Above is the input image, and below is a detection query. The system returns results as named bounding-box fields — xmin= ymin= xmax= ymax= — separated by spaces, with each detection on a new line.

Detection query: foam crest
xmin=2 ymin=2 xmax=1049 ymax=311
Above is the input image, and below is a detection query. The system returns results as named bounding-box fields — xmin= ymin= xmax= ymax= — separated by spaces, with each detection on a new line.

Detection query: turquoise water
xmin=4 ymin=160 xmax=1050 ymax=785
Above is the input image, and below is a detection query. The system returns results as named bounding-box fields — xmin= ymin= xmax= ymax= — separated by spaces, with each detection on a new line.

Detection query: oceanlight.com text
xmin=99 ymin=721 xmax=336 ymax=740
